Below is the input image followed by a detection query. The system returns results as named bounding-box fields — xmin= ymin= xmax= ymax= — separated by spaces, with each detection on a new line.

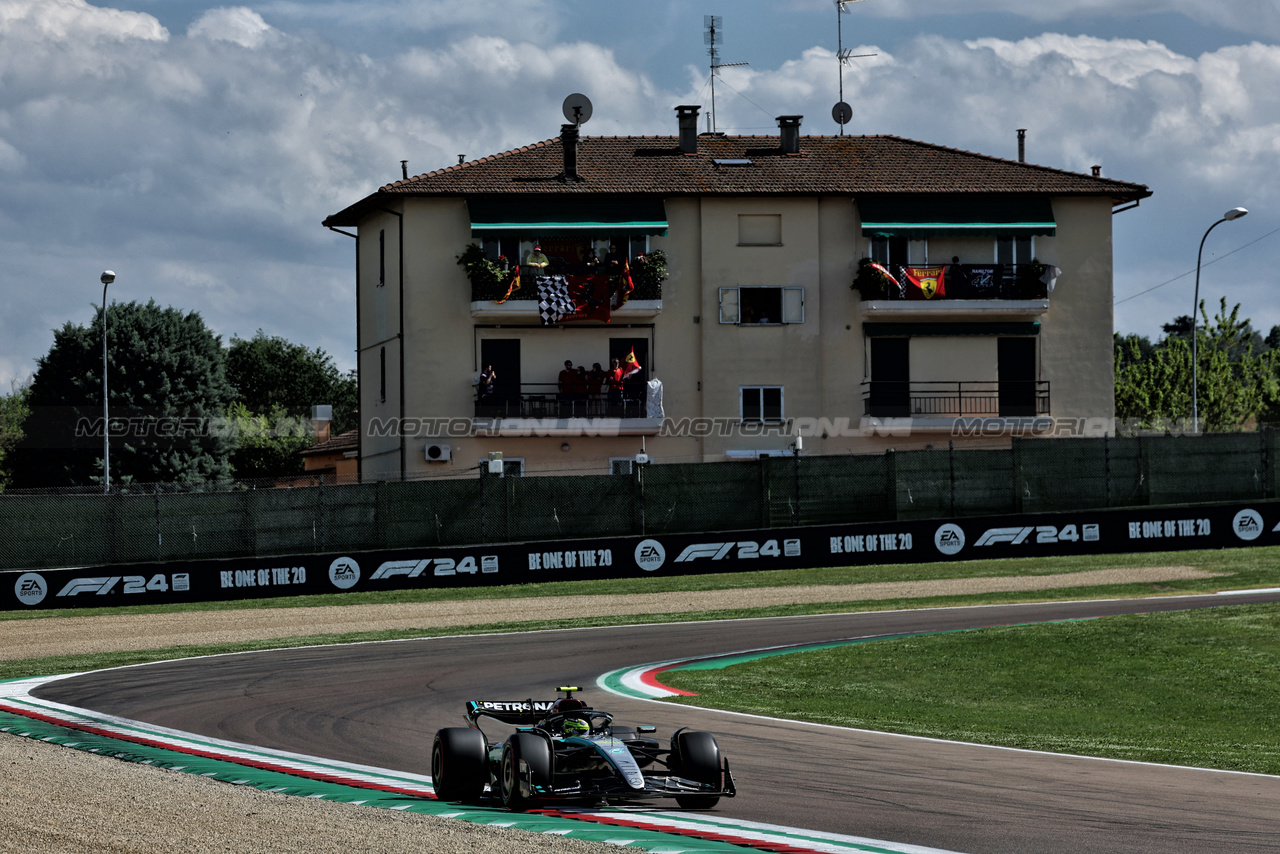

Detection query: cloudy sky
xmin=3 ymin=0 xmax=1279 ymax=390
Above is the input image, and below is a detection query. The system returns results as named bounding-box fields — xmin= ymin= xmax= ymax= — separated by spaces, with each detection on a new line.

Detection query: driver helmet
xmin=562 ymin=717 xmax=590 ymax=737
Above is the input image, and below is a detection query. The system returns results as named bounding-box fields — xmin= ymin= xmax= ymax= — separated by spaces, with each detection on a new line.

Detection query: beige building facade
xmin=325 ymin=108 xmax=1150 ymax=480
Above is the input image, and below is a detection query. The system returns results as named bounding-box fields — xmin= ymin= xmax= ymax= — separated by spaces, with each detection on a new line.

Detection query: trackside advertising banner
xmin=4 ymin=501 xmax=1279 ymax=610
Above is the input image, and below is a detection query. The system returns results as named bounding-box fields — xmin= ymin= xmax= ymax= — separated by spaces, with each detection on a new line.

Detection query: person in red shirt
xmin=608 ymin=358 xmax=625 ymax=409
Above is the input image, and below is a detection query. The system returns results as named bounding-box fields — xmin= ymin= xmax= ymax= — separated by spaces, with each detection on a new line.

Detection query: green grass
xmin=662 ymin=603 xmax=1280 ymax=775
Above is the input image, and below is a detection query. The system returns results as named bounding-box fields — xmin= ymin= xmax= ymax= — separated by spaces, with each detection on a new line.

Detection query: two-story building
xmin=323 ymin=106 xmax=1150 ymax=480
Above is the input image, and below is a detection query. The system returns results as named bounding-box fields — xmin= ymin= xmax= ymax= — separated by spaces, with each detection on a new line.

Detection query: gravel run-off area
xmin=0 ymin=565 xmax=1220 ymax=853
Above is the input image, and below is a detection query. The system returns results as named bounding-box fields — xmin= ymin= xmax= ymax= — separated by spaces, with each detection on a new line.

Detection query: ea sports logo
xmin=934 ymin=523 xmax=965 ymax=556
xmin=14 ymin=572 xmax=47 ymax=607
xmin=1232 ymin=509 xmax=1264 ymax=542
xmin=329 ymin=557 xmax=360 ymax=590
xmin=634 ymin=539 xmax=666 ymax=572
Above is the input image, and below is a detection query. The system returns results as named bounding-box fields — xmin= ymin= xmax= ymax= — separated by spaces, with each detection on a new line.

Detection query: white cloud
xmin=188 ymin=7 xmax=276 ymax=50
xmin=3 ymin=4 xmax=1280 ymax=391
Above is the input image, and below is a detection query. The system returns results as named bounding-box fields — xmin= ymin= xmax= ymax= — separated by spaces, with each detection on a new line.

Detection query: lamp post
xmin=1191 ymin=208 xmax=1248 ymax=434
xmin=100 ymin=270 xmax=115 ymax=493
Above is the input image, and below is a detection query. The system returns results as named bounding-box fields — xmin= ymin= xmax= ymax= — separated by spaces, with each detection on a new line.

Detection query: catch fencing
xmin=2 ymin=431 xmax=1277 ymax=571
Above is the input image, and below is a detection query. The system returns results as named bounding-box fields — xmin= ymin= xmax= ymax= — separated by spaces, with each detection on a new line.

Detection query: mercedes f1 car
xmin=430 ymin=687 xmax=736 ymax=810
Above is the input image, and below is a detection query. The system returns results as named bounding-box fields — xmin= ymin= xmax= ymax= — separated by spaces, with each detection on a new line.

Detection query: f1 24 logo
xmin=974 ymin=524 xmax=1099 ymax=546
xmin=675 ymin=539 xmax=800 ymax=562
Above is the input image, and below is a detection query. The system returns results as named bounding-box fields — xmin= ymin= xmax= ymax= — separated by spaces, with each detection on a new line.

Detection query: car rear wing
xmin=465 ymin=699 xmax=560 ymax=726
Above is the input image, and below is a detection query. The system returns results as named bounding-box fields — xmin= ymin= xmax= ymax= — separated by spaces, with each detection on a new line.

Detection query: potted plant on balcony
xmin=851 ymin=257 xmax=897 ymax=300
xmin=629 ymin=250 xmax=667 ymax=300
xmin=457 ymin=243 xmax=519 ymax=301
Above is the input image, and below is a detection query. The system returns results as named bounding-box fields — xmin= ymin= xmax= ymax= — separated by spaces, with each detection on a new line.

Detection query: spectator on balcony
xmin=558 ymin=360 xmax=577 ymax=403
xmin=607 ymin=358 xmax=625 ymax=408
xmin=604 ymin=243 xmax=625 ymax=275
xmin=582 ymin=249 xmax=601 ymax=275
xmin=587 ymin=362 xmax=606 ymax=409
xmin=527 ymin=243 xmax=550 ymax=275
xmin=477 ymin=364 xmax=496 ymax=400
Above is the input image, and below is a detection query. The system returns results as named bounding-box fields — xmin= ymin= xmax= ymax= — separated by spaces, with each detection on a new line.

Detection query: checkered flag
xmin=537 ymin=275 xmax=574 ymax=325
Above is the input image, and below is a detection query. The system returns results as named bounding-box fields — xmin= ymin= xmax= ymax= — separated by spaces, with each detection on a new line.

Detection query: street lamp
xmin=100 ymin=270 xmax=115 ymax=493
xmin=1191 ymin=208 xmax=1248 ymax=434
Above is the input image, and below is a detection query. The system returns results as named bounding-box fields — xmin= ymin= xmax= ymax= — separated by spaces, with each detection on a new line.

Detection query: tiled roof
xmin=324 ymin=133 xmax=1150 ymax=227
xmin=300 ymin=429 xmax=358 ymax=457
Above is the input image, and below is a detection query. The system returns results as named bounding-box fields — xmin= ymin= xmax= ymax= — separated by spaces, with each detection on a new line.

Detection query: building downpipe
xmin=778 ymin=115 xmax=803 ymax=154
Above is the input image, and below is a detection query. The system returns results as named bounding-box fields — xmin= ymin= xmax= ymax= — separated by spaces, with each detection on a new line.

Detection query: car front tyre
xmin=500 ymin=733 xmax=552 ymax=811
xmin=673 ymin=730 xmax=723 ymax=809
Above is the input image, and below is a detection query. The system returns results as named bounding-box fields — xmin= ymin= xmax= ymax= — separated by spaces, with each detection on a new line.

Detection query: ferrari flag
xmin=620 ymin=347 xmax=642 ymax=379
xmin=903 ymin=266 xmax=947 ymax=300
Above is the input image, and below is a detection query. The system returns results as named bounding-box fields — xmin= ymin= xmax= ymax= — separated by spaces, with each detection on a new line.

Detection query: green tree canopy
xmin=11 ymin=300 xmax=236 ymax=488
xmin=0 ymin=380 xmax=30 ymax=491
xmin=1116 ymin=298 xmax=1280 ymax=432
xmin=224 ymin=331 xmax=356 ymax=480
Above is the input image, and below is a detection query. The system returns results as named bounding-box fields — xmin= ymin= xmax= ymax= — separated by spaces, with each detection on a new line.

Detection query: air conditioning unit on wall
xmin=424 ymin=443 xmax=451 ymax=462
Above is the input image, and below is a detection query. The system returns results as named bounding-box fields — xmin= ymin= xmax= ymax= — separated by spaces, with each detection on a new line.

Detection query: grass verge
xmin=662 ymin=602 xmax=1280 ymax=775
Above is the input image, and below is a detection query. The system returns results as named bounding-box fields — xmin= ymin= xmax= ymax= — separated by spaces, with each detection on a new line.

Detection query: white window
xmin=610 ymin=457 xmax=635 ymax=475
xmin=718 ymin=287 xmax=804 ymax=324
xmin=871 ymin=236 xmax=927 ymax=266
xmin=741 ymin=386 xmax=784 ymax=423
xmin=997 ymin=236 xmax=1033 ymax=266
xmin=738 ymin=214 xmax=782 ymax=245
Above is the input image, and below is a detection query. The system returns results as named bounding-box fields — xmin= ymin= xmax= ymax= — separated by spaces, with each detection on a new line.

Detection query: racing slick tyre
xmin=500 ymin=732 xmax=553 ymax=811
xmin=431 ymin=727 xmax=487 ymax=802
xmin=672 ymin=730 xmax=723 ymax=809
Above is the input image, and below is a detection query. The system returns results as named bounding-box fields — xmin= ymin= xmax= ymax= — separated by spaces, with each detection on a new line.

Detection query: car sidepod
xmin=567 ymin=735 xmax=646 ymax=791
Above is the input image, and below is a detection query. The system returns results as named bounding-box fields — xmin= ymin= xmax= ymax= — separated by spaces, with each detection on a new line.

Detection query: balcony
xmin=862 ymin=380 xmax=1051 ymax=419
xmin=857 ymin=263 xmax=1051 ymax=319
xmin=473 ymin=383 xmax=660 ymax=436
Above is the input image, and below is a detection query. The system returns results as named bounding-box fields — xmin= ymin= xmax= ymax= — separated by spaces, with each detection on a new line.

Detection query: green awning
xmin=469 ymin=197 xmax=668 ymax=237
xmin=859 ymin=196 xmax=1056 ymax=238
xmin=864 ymin=322 xmax=1041 ymax=337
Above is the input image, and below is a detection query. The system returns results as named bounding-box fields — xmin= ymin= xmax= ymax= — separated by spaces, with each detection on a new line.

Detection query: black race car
xmin=430 ymin=687 xmax=736 ymax=810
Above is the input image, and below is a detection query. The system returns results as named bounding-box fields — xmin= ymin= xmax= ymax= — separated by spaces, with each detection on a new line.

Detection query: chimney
xmin=1017 ymin=129 xmax=1026 ymax=163
xmin=400 ymin=160 xmax=408 ymax=180
xmin=676 ymin=105 xmax=701 ymax=154
xmin=560 ymin=123 xmax=579 ymax=181
xmin=1091 ymin=164 xmax=1102 ymax=177
xmin=312 ymin=405 xmax=333 ymax=444
xmin=777 ymin=115 xmax=803 ymax=154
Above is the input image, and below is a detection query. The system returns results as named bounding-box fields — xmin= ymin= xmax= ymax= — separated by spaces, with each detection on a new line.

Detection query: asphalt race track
xmin=36 ymin=592 xmax=1280 ymax=854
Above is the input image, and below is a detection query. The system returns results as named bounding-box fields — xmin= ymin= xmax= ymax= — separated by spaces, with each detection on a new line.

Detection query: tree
xmin=226 ymin=331 xmax=356 ymax=433
xmin=10 ymin=300 xmax=236 ymax=488
xmin=0 ymin=379 xmax=31 ymax=491
xmin=224 ymin=331 xmax=356 ymax=479
xmin=1115 ymin=299 xmax=1280 ymax=432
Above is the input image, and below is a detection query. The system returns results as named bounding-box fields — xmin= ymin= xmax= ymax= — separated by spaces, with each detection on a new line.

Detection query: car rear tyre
xmin=672 ymin=730 xmax=723 ymax=809
xmin=431 ymin=727 xmax=487 ymax=803
xmin=500 ymin=732 xmax=553 ymax=811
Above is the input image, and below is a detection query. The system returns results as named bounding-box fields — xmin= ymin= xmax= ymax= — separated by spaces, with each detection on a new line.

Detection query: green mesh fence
xmin=1 ymin=430 xmax=1276 ymax=571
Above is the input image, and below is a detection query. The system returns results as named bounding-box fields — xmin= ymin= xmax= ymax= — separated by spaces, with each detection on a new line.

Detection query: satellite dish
xmin=832 ymin=101 xmax=853 ymax=125
xmin=562 ymin=93 xmax=593 ymax=125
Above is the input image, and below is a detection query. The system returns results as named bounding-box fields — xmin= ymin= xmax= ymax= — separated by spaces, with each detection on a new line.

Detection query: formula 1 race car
xmin=430 ymin=687 xmax=736 ymax=810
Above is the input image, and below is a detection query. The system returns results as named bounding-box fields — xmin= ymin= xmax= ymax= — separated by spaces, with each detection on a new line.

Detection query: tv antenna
xmin=834 ymin=0 xmax=877 ymax=135
xmin=705 ymin=16 xmax=748 ymax=134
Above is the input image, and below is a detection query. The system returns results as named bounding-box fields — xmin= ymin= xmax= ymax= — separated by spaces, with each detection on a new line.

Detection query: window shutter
xmin=783 ymin=287 xmax=805 ymax=323
xmin=719 ymin=287 xmax=740 ymax=323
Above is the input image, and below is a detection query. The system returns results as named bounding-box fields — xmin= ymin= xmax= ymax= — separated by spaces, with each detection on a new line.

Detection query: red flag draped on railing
xmin=903 ymin=265 xmax=947 ymax=300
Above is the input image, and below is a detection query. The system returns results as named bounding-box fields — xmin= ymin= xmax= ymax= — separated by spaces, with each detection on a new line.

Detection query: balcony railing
xmin=862 ymin=380 xmax=1050 ymax=418
xmin=475 ymin=383 xmax=649 ymax=420
xmin=470 ymin=270 xmax=663 ymax=303
xmin=858 ymin=264 xmax=1049 ymax=301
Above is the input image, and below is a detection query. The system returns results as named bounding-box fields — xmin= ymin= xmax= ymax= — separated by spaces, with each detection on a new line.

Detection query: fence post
xmin=886 ymin=448 xmax=898 ymax=521
xmin=154 ymin=485 xmax=162 ymax=562
xmin=1104 ymin=434 xmax=1112 ymax=507
xmin=479 ymin=464 xmax=487 ymax=543
xmin=948 ymin=440 xmax=956 ymax=517
xmin=636 ymin=462 xmax=646 ymax=535
xmin=793 ymin=451 xmax=801 ymax=527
